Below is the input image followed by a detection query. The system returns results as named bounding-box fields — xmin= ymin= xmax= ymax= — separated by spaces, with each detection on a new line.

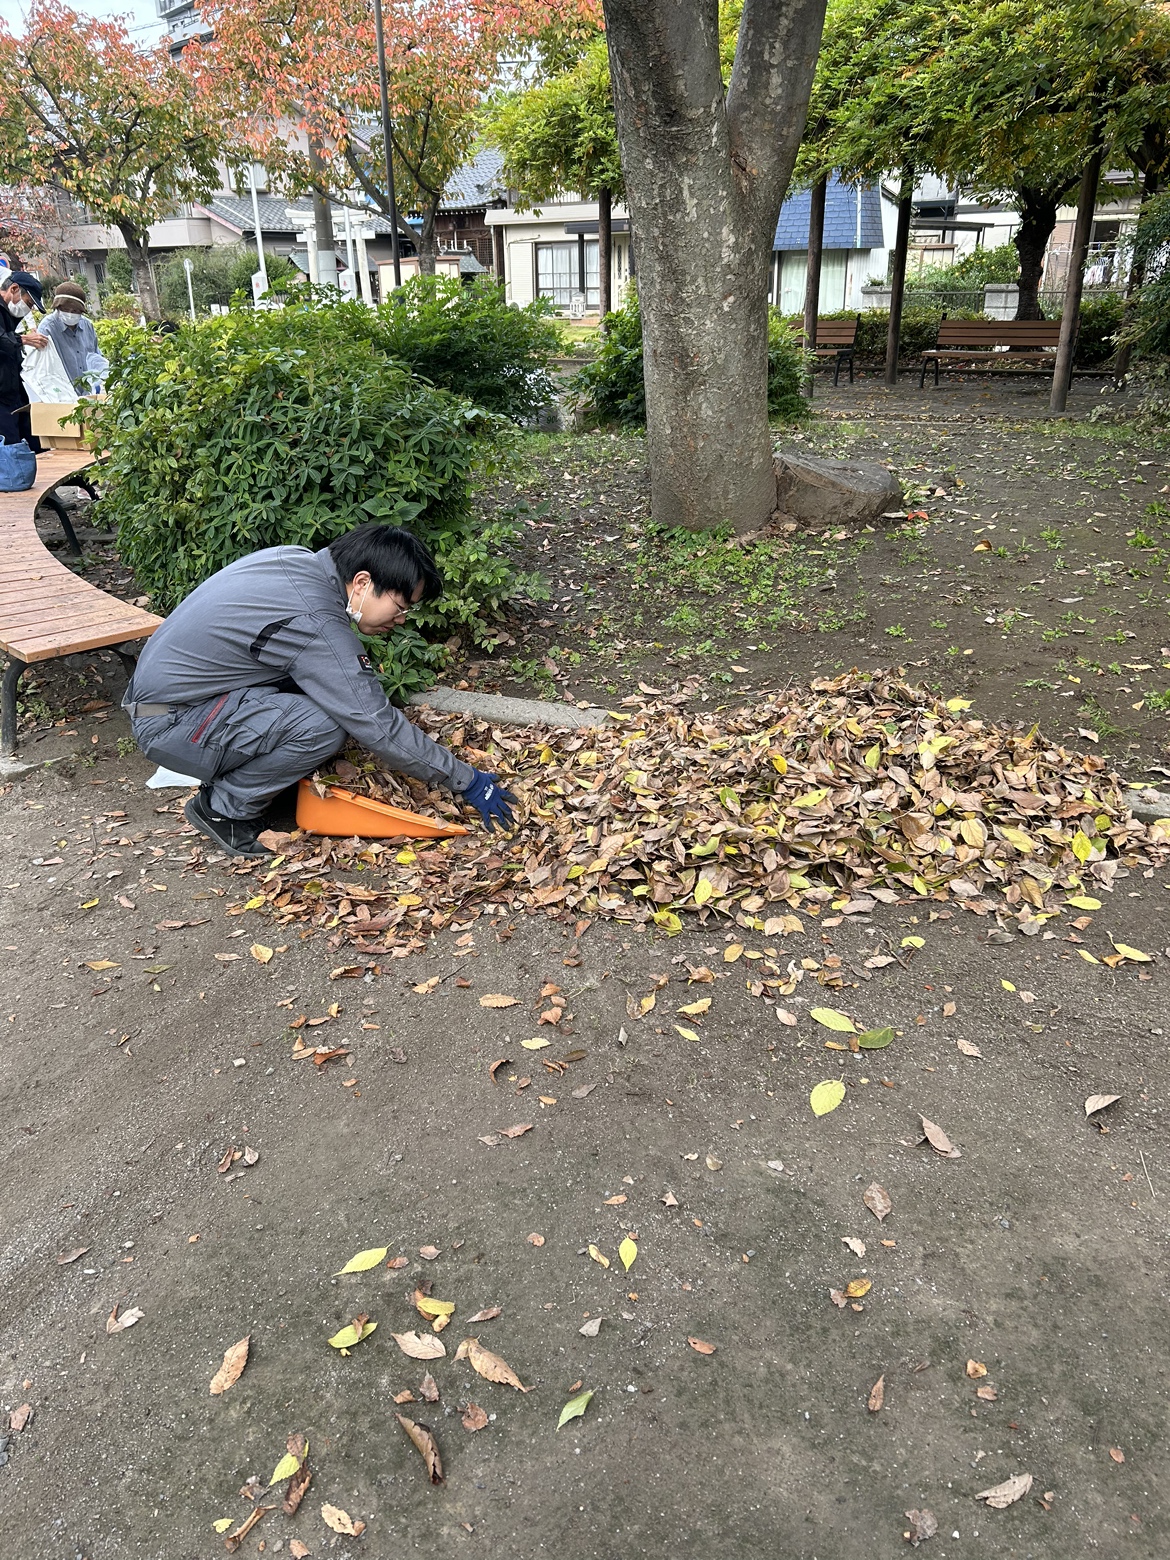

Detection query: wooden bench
xmin=919 ymin=319 xmax=1064 ymax=387
xmin=1 ymin=450 xmax=162 ymax=755
xmin=790 ymin=316 xmax=859 ymax=385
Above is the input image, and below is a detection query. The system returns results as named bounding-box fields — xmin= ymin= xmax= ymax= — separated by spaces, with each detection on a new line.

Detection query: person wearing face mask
xmin=122 ymin=523 xmax=517 ymax=857
xmin=39 ymin=282 xmax=99 ymax=390
xmin=0 ymin=270 xmax=49 ymax=446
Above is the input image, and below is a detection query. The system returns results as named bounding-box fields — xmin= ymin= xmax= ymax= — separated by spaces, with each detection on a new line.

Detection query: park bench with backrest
xmin=791 ymin=315 xmax=858 ymax=386
xmin=0 ymin=450 xmax=162 ymax=755
xmin=918 ymin=319 xmax=1064 ymax=387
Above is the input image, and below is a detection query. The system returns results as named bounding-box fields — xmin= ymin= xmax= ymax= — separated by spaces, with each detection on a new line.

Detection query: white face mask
xmin=346 ymin=582 xmax=370 ymax=622
xmin=6 ymin=300 xmax=30 ymax=318
xmin=54 ymin=309 xmax=83 ymax=326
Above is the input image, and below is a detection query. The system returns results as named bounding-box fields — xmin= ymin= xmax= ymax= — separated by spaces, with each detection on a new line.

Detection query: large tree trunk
xmin=802 ymin=173 xmax=827 ymax=395
xmin=603 ymin=0 xmax=827 ymax=533
xmin=884 ymin=164 xmax=914 ymax=386
xmin=417 ymin=201 xmax=439 ymax=275
xmin=1013 ymin=188 xmax=1060 ymax=319
xmin=1050 ymin=150 xmax=1103 ymax=415
xmin=118 ymin=224 xmax=158 ymax=318
xmin=597 ymin=185 xmax=612 ymax=320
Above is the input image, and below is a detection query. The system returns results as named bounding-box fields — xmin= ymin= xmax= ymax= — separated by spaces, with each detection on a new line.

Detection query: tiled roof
xmin=440 ymin=147 xmax=506 ymax=212
xmin=773 ymin=173 xmax=885 ymax=251
xmin=198 ymin=193 xmax=407 ymax=238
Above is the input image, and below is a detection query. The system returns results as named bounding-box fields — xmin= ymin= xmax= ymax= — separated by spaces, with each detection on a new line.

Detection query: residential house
xmin=770 ymin=173 xmax=892 ymax=313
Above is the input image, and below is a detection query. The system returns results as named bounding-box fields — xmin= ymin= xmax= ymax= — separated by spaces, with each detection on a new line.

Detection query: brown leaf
xmin=419 ymin=1244 xmax=441 ymax=1260
xmin=976 ymin=1384 xmax=998 ymax=1401
xmin=687 ymin=1336 xmax=716 ymax=1355
xmin=460 ymin=1336 xmax=533 ymax=1391
xmin=386 ymin=1255 xmax=409 ymax=1269
xmin=920 ymin=1116 xmax=961 ymax=1158
xmin=1084 ymin=1093 xmax=1121 ymax=1117
xmin=489 ymin=1057 xmax=510 ymax=1082
xmin=863 ymin=1182 xmax=892 ymax=1222
xmin=396 ymin=1413 xmax=444 ymax=1482
xmin=467 ymin=1306 xmax=501 ymax=1323
xmin=419 ymin=1371 xmax=440 ymax=1402
xmin=209 ymin=1335 xmax=250 ymax=1395
xmin=9 ymin=1403 xmax=32 ymax=1433
xmin=57 ymin=1246 xmax=90 ymax=1265
xmin=526 ymin=1232 xmax=545 ymax=1246
xmin=499 ymin=1123 xmax=533 ymax=1139
xmin=289 ymin=1542 xmax=310 ymax=1559
xmin=479 ymin=993 xmax=520 ymax=1008
xmin=393 ymin=1389 xmax=416 ymax=1404
xmin=572 ymin=1082 xmax=597 ymax=1099
xmin=283 ymin=1459 xmax=311 ymax=1515
xmin=1109 ymin=1447 xmax=1125 ymax=1464
xmin=106 ymin=1304 xmax=144 ymax=1334
xmin=956 ymin=1038 xmax=982 ymax=1058
xmin=975 ymin=1472 xmax=1033 ymax=1508
xmin=966 ymin=1360 xmax=988 ymax=1378
xmin=320 ymin=1502 xmax=367 ymax=1536
xmin=390 ymin=1331 xmax=446 ymax=1360
xmin=904 ymin=1508 xmax=938 ymax=1546
xmin=867 ymin=1375 xmax=885 ymax=1413
xmin=461 ymin=1402 xmax=489 ymax=1432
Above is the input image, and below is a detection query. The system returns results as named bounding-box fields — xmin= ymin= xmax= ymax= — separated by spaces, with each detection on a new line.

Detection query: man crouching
xmin=123 ymin=524 xmax=515 ymax=856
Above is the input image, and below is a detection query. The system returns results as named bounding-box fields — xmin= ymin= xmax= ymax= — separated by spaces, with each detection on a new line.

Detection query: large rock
xmin=774 ymin=447 xmax=903 ymax=531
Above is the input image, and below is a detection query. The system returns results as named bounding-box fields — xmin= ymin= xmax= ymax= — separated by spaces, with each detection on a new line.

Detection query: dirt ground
xmin=2 ymin=376 xmax=1170 ymax=1559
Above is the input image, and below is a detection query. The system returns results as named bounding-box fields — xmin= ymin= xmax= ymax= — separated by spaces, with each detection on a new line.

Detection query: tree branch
xmin=726 ymin=0 xmax=829 ymax=208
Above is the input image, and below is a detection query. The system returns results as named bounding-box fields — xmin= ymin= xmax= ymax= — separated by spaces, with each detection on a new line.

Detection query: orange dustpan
xmin=296 ymin=779 xmax=469 ymax=840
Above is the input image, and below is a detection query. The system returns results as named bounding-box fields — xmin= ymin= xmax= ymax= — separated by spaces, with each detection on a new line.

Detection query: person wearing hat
xmin=40 ymin=282 xmax=99 ymax=391
xmin=0 ymin=270 xmax=48 ymax=446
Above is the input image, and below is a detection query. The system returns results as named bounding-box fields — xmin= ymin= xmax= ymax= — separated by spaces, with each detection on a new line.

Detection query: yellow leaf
xmin=912 ymin=875 xmax=929 ymax=896
xmin=619 ymin=1236 xmax=637 ymax=1271
xmin=83 ymin=959 xmax=120 ymax=971
xmin=243 ymin=895 xmax=265 ymax=911
xmin=792 ymin=787 xmax=829 ymax=808
xmin=250 ymin=943 xmax=274 ymax=964
xmin=638 ymin=993 xmax=656 ymax=1016
xmin=863 ymin=744 xmax=881 ymax=769
xmin=80 ymin=898 xmax=99 ymax=910
xmin=845 ymin=1277 xmax=872 ymax=1298
xmin=945 ymin=697 xmax=972 ymax=712
xmin=771 ymin=753 xmax=788 ymax=775
xmin=1000 ymin=826 xmax=1034 ymax=853
xmin=395 ymin=848 xmax=416 ymax=864
xmin=328 ymin=1319 xmax=377 ymax=1350
xmin=588 ymin=1243 xmax=609 ymax=1269
xmin=269 ymin=1448 xmax=305 ymax=1485
xmin=521 ymin=1037 xmax=551 ymax=1050
xmin=810 ymin=1007 xmax=856 ymax=1034
xmin=415 ymin=1296 xmax=455 ymax=1318
xmin=901 ymin=935 xmax=924 ymax=949
xmin=1065 ymin=895 xmax=1101 ymax=910
xmin=724 ymin=944 xmax=744 ymax=963
xmin=1112 ymin=942 xmax=1152 ymax=963
xmin=212 ymin=1518 xmax=233 ymax=1533
xmin=1078 ymin=949 xmax=1099 ymax=963
xmin=1001 ymin=979 xmax=1016 ymax=992
xmin=693 ymin=877 xmax=714 ymax=907
xmin=1071 ymin=830 xmax=1094 ymax=863
xmin=810 ymin=1079 xmax=845 ymax=1116
xmin=959 ymin=818 xmax=986 ymax=848
xmin=397 ymin=893 xmax=423 ymax=907
xmin=653 ymin=909 xmax=682 ymax=932
xmin=335 ymin=1246 xmax=388 ymax=1275
xmin=674 ymin=1025 xmax=701 ymax=1042
xmin=678 ymin=998 xmax=711 ymax=1016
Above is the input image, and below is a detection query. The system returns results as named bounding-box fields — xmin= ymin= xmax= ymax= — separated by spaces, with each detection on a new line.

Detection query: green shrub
xmin=1068 ymin=294 xmax=1124 ymax=367
xmin=98 ymin=290 xmax=142 ymax=321
xmin=364 ymin=275 xmax=563 ymax=422
xmin=83 ymin=310 xmax=544 ymax=700
xmin=103 ymin=251 xmax=133 ymax=293
xmin=574 ymin=284 xmax=809 ymax=427
xmin=902 ymin=242 xmax=1020 ymax=293
xmin=157 ymin=246 xmax=302 ymax=317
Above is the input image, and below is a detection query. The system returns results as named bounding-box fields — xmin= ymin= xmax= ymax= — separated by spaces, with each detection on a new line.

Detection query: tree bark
xmin=602 ymin=0 xmax=828 ymax=533
xmin=802 ymin=173 xmax=827 ymax=394
xmin=597 ymin=185 xmax=612 ymax=320
xmin=118 ymin=224 xmax=158 ymax=318
xmin=884 ymin=164 xmax=914 ymax=387
xmin=1050 ymin=149 xmax=1102 ymax=415
xmin=1012 ymin=187 xmax=1060 ymax=319
xmin=417 ymin=201 xmax=438 ymax=275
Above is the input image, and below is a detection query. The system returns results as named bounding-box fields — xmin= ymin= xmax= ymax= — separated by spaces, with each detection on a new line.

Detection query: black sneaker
xmin=184 ymin=787 xmax=269 ymax=858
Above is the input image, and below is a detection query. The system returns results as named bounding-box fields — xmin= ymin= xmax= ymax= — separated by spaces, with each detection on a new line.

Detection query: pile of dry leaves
xmin=243 ymin=671 xmax=1169 ymax=954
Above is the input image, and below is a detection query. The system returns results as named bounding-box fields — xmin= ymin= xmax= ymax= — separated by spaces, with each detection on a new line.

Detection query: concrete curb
xmin=409 ymin=687 xmax=611 ymax=730
xmin=1123 ymin=787 xmax=1170 ymax=821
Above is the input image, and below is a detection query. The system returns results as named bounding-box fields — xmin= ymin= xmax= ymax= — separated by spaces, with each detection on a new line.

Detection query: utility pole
xmin=248 ymin=162 xmax=268 ymax=297
xmin=373 ymin=0 xmax=402 ymax=288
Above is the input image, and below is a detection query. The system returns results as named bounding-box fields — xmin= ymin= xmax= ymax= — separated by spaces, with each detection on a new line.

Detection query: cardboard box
xmin=28 ymin=399 xmax=98 ymax=450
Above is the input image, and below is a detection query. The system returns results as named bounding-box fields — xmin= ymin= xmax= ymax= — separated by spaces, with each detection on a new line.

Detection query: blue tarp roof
xmin=774 ymin=172 xmax=885 ymax=251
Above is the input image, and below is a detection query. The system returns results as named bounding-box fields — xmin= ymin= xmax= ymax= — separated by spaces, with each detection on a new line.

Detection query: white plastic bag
xmin=21 ymin=331 xmax=79 ymax=404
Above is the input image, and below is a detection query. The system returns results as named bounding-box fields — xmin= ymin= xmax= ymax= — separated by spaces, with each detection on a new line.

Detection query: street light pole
xmin=372 ymin=0 xmax=402 ymax=288
xmin=248 ymin=162 xmax=269 ymax=296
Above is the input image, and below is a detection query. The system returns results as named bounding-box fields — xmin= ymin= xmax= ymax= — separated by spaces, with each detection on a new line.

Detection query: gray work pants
xmin=130 ymin=687 xmax=344 ymax=819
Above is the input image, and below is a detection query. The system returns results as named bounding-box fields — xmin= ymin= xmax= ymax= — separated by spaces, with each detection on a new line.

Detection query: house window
xmin=536 ymin=242 xmax=579 ymax=306
xmin=93 ymin=261 xmax=106 ymax=284
xmin=582 ymin=239 xmax=599 ymax=309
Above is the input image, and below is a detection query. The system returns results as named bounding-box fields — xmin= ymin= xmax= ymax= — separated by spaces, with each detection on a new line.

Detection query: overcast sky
xmin=0 ymin=0 xmax=168 ymax=41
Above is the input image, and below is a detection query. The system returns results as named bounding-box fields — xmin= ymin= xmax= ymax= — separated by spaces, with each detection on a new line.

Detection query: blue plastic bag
xmin=0 ymin=439 xmax=36 ymax=492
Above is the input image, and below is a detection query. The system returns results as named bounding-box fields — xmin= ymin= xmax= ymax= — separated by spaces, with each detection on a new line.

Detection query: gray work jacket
xmin=126 ymin=545 xmax=473 ymax=793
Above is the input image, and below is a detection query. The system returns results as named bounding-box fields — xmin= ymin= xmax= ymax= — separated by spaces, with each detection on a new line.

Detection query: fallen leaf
xmin=1109 ymin=1447 xmax=1125 ymax=1463
xmin=776 ymin=1007 xmax=798 ymax=1026
xmin=412 ymin=976 xmax=440 ymax=994
xmin=863 ymin=1182 xmax=892 ymax=1221
xmin=867 ymin=1375 xmax=884 ymax=1413
xmin=811 ymin=1007 xmax=856 ymax=1033
xmin=674 ymin=1025 xmax=701 ymax=1042
xmin=480 ymin=994 xmax=520 ymax=1008
xmin=460 ymin=1336 xmax=533 ymax=1391
xmin=321 ymin=1502 xmax=366 ymax=1536
xmin=678 ymin=998 xmax=711 ymax=1016
xmin=269 ymin=1445 xmax=306 ymax=1486
xmin=705 ymin=1153 xmax=722 ymax=1171
xmin=250 ymin=943 xmax=273 ymax=964
xmin=572 ymin=1082 xmax=597 ymax=1099
xmin=956 ymin=1038 xmax=982 ymax=1058
xmin=527 ymin=1233 xmax=545 ymax=1247
xmin=396 ymin=1413 xmax=444 ymax=1481
xmin=976 ymin=1384 xmax=998 ymax=1401
xmin=603 ymin=1194 xmax=627 ymax=1206
xmin=209 ymin=1335 xmax=250 ymax=1395
xmin=843 ymin=1237 xmax=866 ymax=1257
xmin=57 ymin=1246 xmax=90 ymax=1265
xmin=213 ymin=1520 xmax=233 ymax=1535
xmin=520 ymin=1037 xmax=550 ymax=1051
xmin=419 ymin=1371 xmax=440 ymax=1402
xmin=829 ymin=1289 xmax=847 ymax=1308
xmin=461 ymin=1402 xmax=489 ymax=1432
xmin=618 ymin=1236 xmax=637 ymax=1271
xmin=1066 ymin=895 xmax=1101 ymax=910
xmin=499 ymin=1123 xmax=533 ymax=1138
xmin=920 ymin=1116 xmax=961 ymax=1158
xmin=662 ymin=1189 xmax=679 ymax=1207
xmin=588 ymin=1243 xmax=610 ymax=1268
xmin=856 ymin=1026 xmax=894 ymax=1050
xmin=289 ymin=1542 xmax=310 ymax=1559
xmin=579 ymin=1316 xmax=603 ymax=1337
xmin=724 ymin=944 xmax=744 ymax=963
xmin=390 ymin=1330 xmax=446 ymax=1360
xmin=966 ymin=1360 xmax=988 ymax=1379
xmin=904 ymin=1508 xmax=938 ymax=1546
xmin=105 ymin=1305 xmax=144 ymax=1334
xmin=557 ymin=1388 xmax=594 ymax=1430
xmin=1084 ymin=1093 xmax=1121 ymax=1118
xmin=9 ymin=1403 xmax=32 ymax=1433
xmin=414 ymin=1294 xmax=456 ymax=1319
xmin=83 ymin=960 xmax=119 ymax=972
xmin=687 ymin=1337 xmax=716 ymax=1355
xmin=810 ymin=1079 xmax=846 ymax=1116
xmin=334 ymin=1246 xmax=387 ymax=1278
xmin=845 ymin=1278 xmax=871 ymax=1299
xmin=467 ymin=1306 xmax=501 ymax=1323
xmin=975 ymin=1472 xmax=1033 ymax=1509
xmin=283 ymin=1459 xmax=311 ymax=1515
xmin=328 ymin=1316 xmax=377 ymax=1350
xmin=386 ymin=1255 xmax=409 ymax=1270
xmin=1112 ymin=941 xmax=1152 ymax=963
xmin=489 ymin=1057 xmax=510 ymax=1082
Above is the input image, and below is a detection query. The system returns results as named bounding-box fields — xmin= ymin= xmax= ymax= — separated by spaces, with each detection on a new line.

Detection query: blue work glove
xmin=461 ymin=769 xmax=517 ymax=831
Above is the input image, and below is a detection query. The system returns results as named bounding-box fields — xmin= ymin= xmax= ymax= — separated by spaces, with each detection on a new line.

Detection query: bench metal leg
xmin=833 ymin=355 xmax=841 ymax=388
xmin=919 ymin=359 xmax=928 ymax=389
xmin=41 ymin=494 xmax=82 ymax=557
xmin=112 ymin=643 xmax=140 ymax=684
xmin=1 ymin=657 xmax=26 ymax=756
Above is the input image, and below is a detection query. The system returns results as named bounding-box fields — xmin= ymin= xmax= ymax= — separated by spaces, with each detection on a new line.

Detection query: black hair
xmin=325 ymin=523 xmax=442 ymax=604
